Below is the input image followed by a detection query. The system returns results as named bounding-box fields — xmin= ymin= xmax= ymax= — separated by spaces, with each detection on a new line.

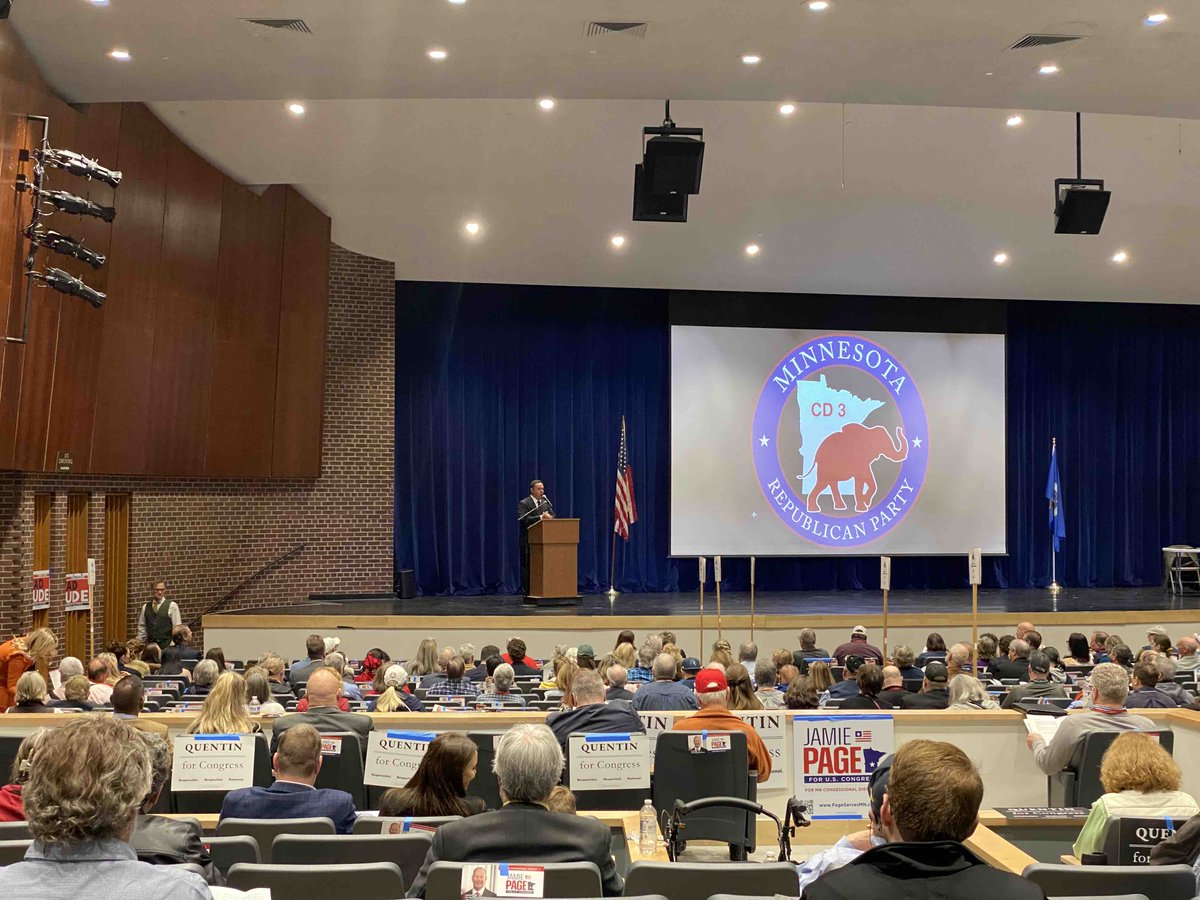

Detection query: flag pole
xmin=607 ymin=527 xmax=618 ymax=600
xmin=698 ymin=557 xmax=706 ymax=653
xmin=1049 ymin=437 xmax=1061 ymax=596
xmin=749 ymin=557 xmax=756 ymax=641
xmin=715 ymin=556 xmax=723 ymax=640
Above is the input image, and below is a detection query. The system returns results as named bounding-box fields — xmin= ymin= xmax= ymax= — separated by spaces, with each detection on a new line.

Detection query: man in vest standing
xmin=137 ymin=580 xmax=181 ymax=645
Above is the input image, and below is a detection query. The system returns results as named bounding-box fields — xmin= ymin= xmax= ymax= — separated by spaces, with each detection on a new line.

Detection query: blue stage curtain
xmin=396 ymin=285 xmax=1200 ymax=594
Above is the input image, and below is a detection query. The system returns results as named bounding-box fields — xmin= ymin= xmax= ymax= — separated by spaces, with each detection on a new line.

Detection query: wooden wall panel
xmin=145 ymin=137 xmax=222 ymax=474
xmin=64 ymin=492 xmax=88 ymax=659
xmin=102 ymin=493 xmax=128 ymax=643
xmin=272 ymin=188 xmax=330 ymax=477
xmin=42 ymin=103 xmax=121 ymax=472
xmin=206 ymin=182 xmax=286 ymax=476
xmin=88 ymin=103 xmax=170 ymax=474
xmin=31 ymin=492 xmax=50 ymax=631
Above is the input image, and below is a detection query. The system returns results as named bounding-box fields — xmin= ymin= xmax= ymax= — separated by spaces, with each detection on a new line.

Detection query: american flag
xmin=854 ymin=730 xmax=873 ymax=743
xmin=613 ymin=416 xmax=638 ymax=541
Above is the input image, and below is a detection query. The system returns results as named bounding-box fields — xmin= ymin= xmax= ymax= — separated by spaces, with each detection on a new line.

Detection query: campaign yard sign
xmin=637 ymin=712 xmax=671 ymax=766
xmin=172 ymin=734 xmax=255 ymax=791
xmin=734 ymin=710 xmax=786 ymax=789
xmin=364 ymin=731 xmax=435 ymax=787
xmin=64 ymin=572 xmax=91 ymax=612
xmin=31 ymin=570 xmax=49 ymax=611
xmin=792 ymin=715 xmax=894 ymax=819
xmin=567 ymin=733 xmax=649 ymax=790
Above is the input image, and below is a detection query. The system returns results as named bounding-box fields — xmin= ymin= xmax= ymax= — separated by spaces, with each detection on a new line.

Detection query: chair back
xmin=273 ymin=832 xmax=433 ymax=887
xmin=353 ymin=815 xmax=462 ymax=834
xmin=650 ymin=732 xmax=754 ymax=852
xmin=1051 ymin=730 xmax=1175 ymax=808
xmin=203 ymin=834 xmax=261 ymax=873
xmin=467 ymin=732 xmax=503 ymax=809
xmin=624 ymin=862 xmax=800 ymax=900
xmin=1101 ymin=816 xmax=1180 ymax=865
xmin=215 ymin=816 xmax=335 ymax=864
xmin=0 ymin=737 xmax=24 ymax=794
xmin=424 ymin=861 xmax=601 ymax=900
xmin=1021 ymin=862 xmax=1195 ymax=900
xmin=172 ymin=732 xmax=273 ymax=814
xmin=0 ymin=839 xmax=30 ymax=866
xmin=0 ymin=821 xmax=32 ymax=840
xmin=313 ymin=731 xmax=366 ymax=807
xmin=227 ymin=861 xmax=405 ymax=897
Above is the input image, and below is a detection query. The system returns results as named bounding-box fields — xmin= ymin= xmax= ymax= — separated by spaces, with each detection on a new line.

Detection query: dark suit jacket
xmin=605 ymin=686 xmax=635 ymax=703
xmin=516 ymin=496 xmax=554 ymax=545
xmin=546 ymin=701 xmax=645 ymax=753
xmin=899 ymin=688 xmax=950 ymax=709
xmin=406 ymin=801 xmax=623 ymax=897
xmin=131 ymin=813 xmax=219 ymax=883
xmin=288 ymin=658 xmax=324 ymax=689
xmin=269 ymin=707 xmax=373 ymax=756
xmin=988 ymin=657 xmax=1031 ymax=680
xmin=220 ymin=780 xmax=357 ymax=834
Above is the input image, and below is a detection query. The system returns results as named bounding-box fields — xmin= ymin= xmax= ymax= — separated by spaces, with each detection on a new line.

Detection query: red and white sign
xmin=31 ymin=570 xmax=49 ymax=611
xmin=64 ymin=572 xmax=91 ymax=612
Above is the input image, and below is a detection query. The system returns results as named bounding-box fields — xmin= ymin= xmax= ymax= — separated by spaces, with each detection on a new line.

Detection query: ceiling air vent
xmin=1007 ymin=33 xmax=1083 ymax=50
xmin=240 ymin=18 xmax=313 ymax=36
xmin=585 ymin=22 xmax=648 ymax=39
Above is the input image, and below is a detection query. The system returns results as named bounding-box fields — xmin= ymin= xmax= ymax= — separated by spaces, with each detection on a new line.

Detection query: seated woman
xmin=915 ymin=633 xmax=947 ymax=668
xmin=1065 ymin=633 xmax=1093 ymax=668
xmin=784 ymin=675 xmax=819 ymax=710
xmin=7 ymin=672 xmax=55 ymax=713
xmin=477 ymin=664 xmax=526 ymax=708
xmin=185 ymin=672 xmax=260 ymax=735
xmin=377 ymin=732 xmax=486 ymax=817
xmin=1073 ymin=732 xmax=1199 ymax=857
xmin=47 ymin=675 xmax=95 ymax=711
xmin=840 ymin=664 xmax=887 ymax=710
xmin=946 ymin=673 xmax=1000 ymax=710
xmin=244 ymin=671 xmax=286 ymax=717
xmin=725 ymin=663 xmax=763 ymax=711
xmin=0 ymin=729 xmax=48 ymax=821
xmin=891 ymin=646 xmax=925 ymax=683
xmin=368 ymin=664 xmax=424 ymax=712
xmin=183 ymin=659 xmax=219 ymax=696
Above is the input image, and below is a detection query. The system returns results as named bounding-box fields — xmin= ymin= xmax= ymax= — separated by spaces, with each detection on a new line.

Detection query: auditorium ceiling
xmin=12 ymin=1 xmax=1200 ymax=303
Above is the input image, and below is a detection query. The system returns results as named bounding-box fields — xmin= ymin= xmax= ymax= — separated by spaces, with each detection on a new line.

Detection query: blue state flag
xmin=1045 ymin=445 xmax=1066 ymax=553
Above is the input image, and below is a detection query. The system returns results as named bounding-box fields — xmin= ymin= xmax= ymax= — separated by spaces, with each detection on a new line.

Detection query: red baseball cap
xmin=695 ymin=668 xmax=728 ymax=693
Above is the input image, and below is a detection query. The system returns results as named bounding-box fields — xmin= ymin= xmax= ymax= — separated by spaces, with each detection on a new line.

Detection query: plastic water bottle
xmin=249 ymin=696 xmax=260 ymax=716
xmin=639 ymin=799 xmax=656 ymax=854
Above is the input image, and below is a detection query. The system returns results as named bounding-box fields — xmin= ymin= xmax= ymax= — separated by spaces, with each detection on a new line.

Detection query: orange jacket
xmin=671 ymin=706 xmax=773 ymax=782
xmin=0 ymin=641 xmax=34 ymax=710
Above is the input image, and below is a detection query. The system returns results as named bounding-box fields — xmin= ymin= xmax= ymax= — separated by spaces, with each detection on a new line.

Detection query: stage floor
xmin=228 ymin=586 xmax=1200 ymax=619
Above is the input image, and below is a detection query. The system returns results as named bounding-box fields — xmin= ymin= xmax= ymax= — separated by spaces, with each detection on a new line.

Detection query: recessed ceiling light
xmin=464 ymin=221 xmax=480 ymax=236
xmin=427 ymin=48 xmax=448 ymax=61
xmin=1038 ymin=64 xmax=1059 ymax=75
xmin=808 ymin=1 xmax=830 ymax=9
xmin=537 ymin=97 xmax=556 ymax=111
xmin=448 ymin=0 xmax=467 ymax=4
xmin=985 ymin=71 xmax=995 ymax=76
xmin=610 ymin=234 xmax=626 ymax=249
xmin=1145 ymin=12 xmax=1169 ymax=24
xmin=1006 ymin=114 xmax=1024 ymax=127
xmin=1111 ymin=250 xmax=1129 ymax=263
xmin=287 ymin=102 xmax=306 ymax=116
xmin=993 ymin=252 xmax=1009 ymax=265
xmin=745 ymin=243 xmax=761 ymax=257
xmin=779 ymin=103 xmax=797 ymax=116
xmin=741 ymin=54 xmax=762 ymax=65
xmin=108 ymin=49 xmax=130 ymax=61
xmin=89 ymin=0 xmax=110 ymax=5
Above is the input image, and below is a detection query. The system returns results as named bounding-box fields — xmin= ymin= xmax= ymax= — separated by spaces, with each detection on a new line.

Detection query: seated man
xmin=287 ymin=634 xmax=327 ymax=688
xmin=802 ymin=740 xmax=1045 ymax=899
xmin=111 ymin=676 xmax=170 ymax=739
xmin=324 ymin=652 xmax=363 ymax=701
xmin=0 ymin=717 xmax=210 ymax=898
xmin=875 ymin=666 xmax=908 ymax=709
xmin=632 ymin=653 xmax=699 ymax=711
xmin=988 ymin=639 xmax=1033 ymax=681
xmin=604 ymin=665 xmax=635 ymax=703
xmin=221 ymin=723 xmax=357 ymax=834
xmin=1125 ymin=659 xmax=1177 ymax=709
xmin=797 ymin=756 xmax=891 ymax=892
xmin=547 ymin=669 xmax=644 ymax=752
xmin=898 ymin=661 xmax=950 ymax=709
xmin=823 ymin=656 xmax=866 ymax=705
xmin=129 ymin=732 xmax=217 ymax=882
xmin=670 ymin=667 xmax=772 ymax=783
xmin=793 ymin=628 xmax=830 ymax=663
xmin=1027 ymin=662 xmax=1157 ymax=775
xmin=406 ymin=723 xmax=623 ymax=897
xmin=427 ymin=657 xmax=481 ymax=698
xmin=86 ymin=657 xmax=115 ymax=705
xmin=270 ymin=667 xmax=373 ymax=756
xmin=999 ymin=652 xmax=1068 ymax=709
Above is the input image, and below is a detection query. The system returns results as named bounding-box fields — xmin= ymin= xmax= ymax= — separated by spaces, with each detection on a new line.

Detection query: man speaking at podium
xmin=517 ymin=479 xmax=554 ymax=596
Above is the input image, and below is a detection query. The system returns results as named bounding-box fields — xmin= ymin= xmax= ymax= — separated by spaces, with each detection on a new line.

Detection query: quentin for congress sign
xmin=791 ymin=715 xmax=894 ymax=819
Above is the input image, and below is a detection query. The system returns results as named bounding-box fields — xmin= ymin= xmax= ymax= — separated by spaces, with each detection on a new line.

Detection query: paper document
xmin=1024 ymin=716 xmax=1062 ymax=743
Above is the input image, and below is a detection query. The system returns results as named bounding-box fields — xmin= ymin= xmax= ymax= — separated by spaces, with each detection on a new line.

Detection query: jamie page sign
xmin=172 ymin=735 xmax=255 ymax=791
xmin=567 ymin=733 xmax=649 ymax=790
xmin=461 ymin=863 xmax=545 ymax=898
xmin=734 ymin=711 xmax=786 ymax=789
xmin=31 ymin=570 xmax=49 ymax=611
xmin=63 ymin=572 xmax=90 ymax=612
xmin=364 ymin=731 xmax=435 ymax=788
xmin=792 ymin=715 xmax=894 ymax=819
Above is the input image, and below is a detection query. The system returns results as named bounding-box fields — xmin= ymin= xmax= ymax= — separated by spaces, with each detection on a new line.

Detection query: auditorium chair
xmin=215 ymin=816 xmax=335 ymax=864
xmin=651 ymin=732 xmax=756 ymax=859
xmin=227 ymin=861 xmax=405 ymax=897
xmin=0 ymin=736 xmax=24 ymax=785
xmin=467 ymin=732 xmax=504 ymax=808
xmin=312 ymin=731 xmax=366 ymax=807
xmin=1022 ymin=863 xmax=1195 ymax=900
xmin=203 ymin=834 xmax=260 ymax=874
xmin=173 ymin=732 xmax=273 ymax=814
xmin=272 ymin=832 xmax=433 ymax=886
xmin=0 ymin=821 xmax=31 ymax=840
xmin=624 ymin=862 xmax=800 ymax=900
xmin=0 ymin=839 xmax=31 ymax=865
xmin=424 ymin=860 xmax=601 ymax=900
xmin=902 ymin=678 xmax=923 ymax=693
xmin=353 ymin=815 xmax=462 ymax=834
xmin=1101 ymin=816 xmax=1179 ymax=865
xmin=1049 ymin=731 xmax=1175 ymax=807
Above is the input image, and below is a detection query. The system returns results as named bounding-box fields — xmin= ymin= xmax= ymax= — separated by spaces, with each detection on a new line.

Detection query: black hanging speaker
xmin=1054 ymin=179 xmax=1111 ymax=234
xmin=643 ymin=134 xmax=704 ymax=195
xmin=632 ymin=164 xmax=688 ymax=222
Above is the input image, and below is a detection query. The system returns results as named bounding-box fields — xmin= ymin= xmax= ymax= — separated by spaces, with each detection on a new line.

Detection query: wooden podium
xmin=527 ymin=518 xmax=581 ymax=606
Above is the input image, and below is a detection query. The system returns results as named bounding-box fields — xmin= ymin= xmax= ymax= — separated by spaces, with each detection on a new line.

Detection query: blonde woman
xmin=1073 ymin=732 xmax=1198 ymax=857
xmin=710 ymin=639 xmax=734 ymax=669
xmin=96 ymin=652 xmax=122 ymax=686
xmin=0 ymin=629 xmax=56 ymax=709
xmin=408 ymin=638 xmax=439 ymax=677
xmin=808 ymin=661 xmax=835 ymax=695
xmin=370 ymin=664 xmax=422 ymax=712
xmin=185 ymin=672 xmax=259 ymax=734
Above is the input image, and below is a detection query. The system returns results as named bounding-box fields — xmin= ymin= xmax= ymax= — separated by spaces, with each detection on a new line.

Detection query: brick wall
xmin=0 ymin=244 xmax=394 ymax=653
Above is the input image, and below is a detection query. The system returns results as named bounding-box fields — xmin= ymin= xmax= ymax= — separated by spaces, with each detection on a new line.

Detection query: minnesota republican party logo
xmin=752 ymin=334 xmax=928 ymax=547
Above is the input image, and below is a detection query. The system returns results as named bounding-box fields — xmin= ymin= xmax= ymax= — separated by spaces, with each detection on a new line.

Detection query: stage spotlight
xmin=37 ymin=147 xmax=122 ymax=187
xmin=1053 ymin=112 xmax=1110 ymax=235
xmin=28 ymin=267 xmax=106 ymax=309
xmin=633 ymin=100 xmax=703 ymax=223
xmin=30 ymin=229 xmax=106 ymax=269
xmin=21 ymin=184 xmax=117 ymax=222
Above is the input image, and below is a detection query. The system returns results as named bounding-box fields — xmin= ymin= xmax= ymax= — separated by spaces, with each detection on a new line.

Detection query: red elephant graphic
xmin=802 ymin=423 xmax=909 ymax=513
